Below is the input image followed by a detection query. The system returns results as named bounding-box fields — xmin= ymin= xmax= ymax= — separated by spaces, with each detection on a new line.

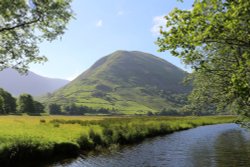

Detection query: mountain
xmin=45 ymin=51 xmax=191 ymax=114
xmin=0 ymin=69 xmax=69 ymax=96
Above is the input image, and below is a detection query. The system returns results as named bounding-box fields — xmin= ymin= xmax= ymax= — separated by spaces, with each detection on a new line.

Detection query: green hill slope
xmin=45 ymin=51 xmax=191 ymax=114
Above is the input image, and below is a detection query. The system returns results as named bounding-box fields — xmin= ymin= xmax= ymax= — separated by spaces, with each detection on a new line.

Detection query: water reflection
xmin=214 ymin=130 xmax=250 ymax=167
xmin=189 ymin=128 xmax=250 ymax=167
xmin=53 ymin=124 xmax=250 ymax=167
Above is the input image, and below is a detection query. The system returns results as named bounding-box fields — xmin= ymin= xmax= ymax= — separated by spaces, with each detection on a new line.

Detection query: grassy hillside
xmin=43 ymin=51 xmax=191 ymax=114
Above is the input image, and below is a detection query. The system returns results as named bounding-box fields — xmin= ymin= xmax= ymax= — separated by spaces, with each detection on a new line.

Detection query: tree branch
xmin=203 ymin=38 xmax=249 ymax=48
xmin=0 ymin=17 xmax=41 ymax=33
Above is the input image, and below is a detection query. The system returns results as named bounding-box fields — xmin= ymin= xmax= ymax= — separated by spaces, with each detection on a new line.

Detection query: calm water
xmin=53 ymin=124 xmax=250 ymax=167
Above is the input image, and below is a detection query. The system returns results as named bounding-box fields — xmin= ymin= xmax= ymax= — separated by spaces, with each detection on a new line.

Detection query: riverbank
xmin=59 ymin=123 xmax=250 ymax=167
xmin=235 ymin=116 xmax=250 ymax=128
xmin=0 ymin=116 xmax=236 ymax=166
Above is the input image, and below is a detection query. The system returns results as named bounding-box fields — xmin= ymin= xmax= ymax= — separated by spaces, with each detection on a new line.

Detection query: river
xmin=52 ymin=123 xmax=250 ymax=167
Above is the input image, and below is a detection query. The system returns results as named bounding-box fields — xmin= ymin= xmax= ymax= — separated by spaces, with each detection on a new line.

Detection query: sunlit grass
xmin=0 ymin=115 xmax=236 ymax=165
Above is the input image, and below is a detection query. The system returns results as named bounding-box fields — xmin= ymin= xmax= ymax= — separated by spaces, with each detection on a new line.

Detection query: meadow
xmin=0 ymin=115 xmax=236 ymax=166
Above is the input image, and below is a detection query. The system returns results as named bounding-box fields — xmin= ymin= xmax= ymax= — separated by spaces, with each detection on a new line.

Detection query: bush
xmin=77 ymin=134 xmax=94 ymax=150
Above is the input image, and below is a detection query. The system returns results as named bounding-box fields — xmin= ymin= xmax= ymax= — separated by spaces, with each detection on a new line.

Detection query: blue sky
xmin=30 ymin=0 xmax=193 ymax=80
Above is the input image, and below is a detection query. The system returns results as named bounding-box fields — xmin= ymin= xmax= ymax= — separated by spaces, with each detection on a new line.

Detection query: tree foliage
xmin=48 ymin=103 xmax=111 ymax=115
xmin=0 ymin=0 xmax=73 ymax=72
xmin=0 ymin=89 xmax=46 ymax=114
xmin=17 ymin=94 xmax=35 ymax=113
xmin=48 ymin=103 xmax=62 ymax=115
xmin=0 ymin=88 xmax=16 ymax=114
xmin=33 ymin=100 xmax=45 ymax=113
xmin=157 ymin=0 xmax=250 ymax=115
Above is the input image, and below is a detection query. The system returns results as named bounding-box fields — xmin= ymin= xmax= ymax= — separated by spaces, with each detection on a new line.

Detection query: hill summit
xmin=46 ymin=51 xmax=191 ymax=114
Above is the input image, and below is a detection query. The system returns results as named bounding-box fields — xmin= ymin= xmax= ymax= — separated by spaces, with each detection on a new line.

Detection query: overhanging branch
xmin=0 ymin=16 xmax=41 ymax=33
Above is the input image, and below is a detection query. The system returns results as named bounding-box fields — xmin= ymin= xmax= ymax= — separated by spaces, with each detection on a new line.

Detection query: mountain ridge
xmin=0 ymin=69 xmax=69 ymax=96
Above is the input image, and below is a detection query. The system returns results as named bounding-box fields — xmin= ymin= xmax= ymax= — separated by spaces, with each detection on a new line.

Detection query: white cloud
xmin=96 ymin=20 xmax=103 ymax=27
xmin=151 ymin=9 xmax=193 ymax=36
xmin=151 ymin=15 xmax=167 ymax=36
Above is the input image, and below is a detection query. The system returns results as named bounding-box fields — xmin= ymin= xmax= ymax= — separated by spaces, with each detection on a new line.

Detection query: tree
xmin=147 ymin=111 xmax=154 ymax=116
xmin=63 ymin=103 xmax=82 ymax=115
xmin=0 ymin=96 xmax=4 ymax=114
xmin=48 ymin=103 xmax=62 ymax=115
xmin=0 ymin=88 xmax=16 ymax=114
xmin=157 ymin=0 xmax=250 ymax=115
xmin=158 ymin=108 xmax=179 ymax=116
xmin=33 ymin=101 xmax=44 ymax=113
xmin=17 ymin=94 xmax=35 ymax=113
xmin=0 ymin=0 xmax=73 ymax=72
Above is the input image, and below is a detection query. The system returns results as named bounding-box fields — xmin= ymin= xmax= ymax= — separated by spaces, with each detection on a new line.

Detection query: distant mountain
xmin=0 ymin=69 xmax=69 ymax=96
xmin=45 ymin=51 xmax=191 ymax=114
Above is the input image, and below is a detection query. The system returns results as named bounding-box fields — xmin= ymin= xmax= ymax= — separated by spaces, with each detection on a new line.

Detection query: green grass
xmin=0 ymin=115 xmax=236 ymax=166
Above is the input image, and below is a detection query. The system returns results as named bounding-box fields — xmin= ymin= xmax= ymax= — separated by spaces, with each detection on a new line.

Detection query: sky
xmin=30 ymin=0 xmax=194 ymax=80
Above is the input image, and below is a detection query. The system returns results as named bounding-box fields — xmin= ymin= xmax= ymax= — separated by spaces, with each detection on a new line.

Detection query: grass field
xmin=0 ymin=115 xmax=236 ymax=166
